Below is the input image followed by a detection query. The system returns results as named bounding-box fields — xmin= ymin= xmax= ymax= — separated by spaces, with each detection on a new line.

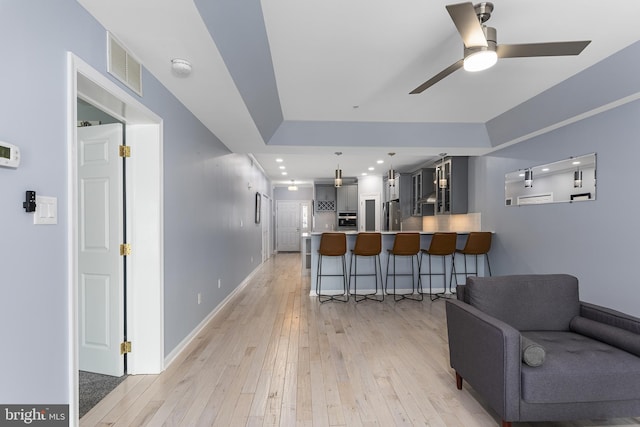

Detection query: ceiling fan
xmin=410 ymin=2 xmax=591 ymax=94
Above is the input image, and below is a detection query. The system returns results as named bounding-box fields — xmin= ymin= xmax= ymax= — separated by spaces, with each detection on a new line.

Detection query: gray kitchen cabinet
xmin=434 ymin=157 xmax=468 ymax=215
xmin=315 ymin=184 xmax=336 ymax=211
xmin=383 ymin=172 xmax=404 ymax=202
xmin=412 ymin=168 xmax=435 ymax=216
xmin=337 ymin=184 xmax=358 ymax=212
xmin=383 ymin=173 xmax=412 ymax=221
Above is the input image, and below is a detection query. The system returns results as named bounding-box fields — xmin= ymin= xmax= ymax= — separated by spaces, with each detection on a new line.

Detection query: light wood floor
xmin=81 ymin=253 xmax=640 ymax=427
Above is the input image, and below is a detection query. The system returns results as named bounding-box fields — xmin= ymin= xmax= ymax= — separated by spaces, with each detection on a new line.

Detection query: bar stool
xmin=316 ymin=232 xmax=349 ymax=303
xmin=454 ymin=232 xmax=492 ymax=285
xmin=419 ymin=232 xmax=457 ymax=301
xmin=349 ymin=232 xmax=384 ymax=303
xmin=385 ymin=233 xmax=422 ymax=301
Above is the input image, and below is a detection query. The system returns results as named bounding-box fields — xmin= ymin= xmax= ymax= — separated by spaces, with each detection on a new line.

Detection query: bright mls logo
xmin=1 ymin=405 xmax=68 ymax=426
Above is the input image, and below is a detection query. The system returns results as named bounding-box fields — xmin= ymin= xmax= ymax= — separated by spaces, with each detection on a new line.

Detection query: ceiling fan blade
xmin=410 ymin=59 xmax=464 ymax=94
xmin=497 ymin=41 xmax=591 ymax=58
xmin=446 ymin=2 xmax=488 ymax=48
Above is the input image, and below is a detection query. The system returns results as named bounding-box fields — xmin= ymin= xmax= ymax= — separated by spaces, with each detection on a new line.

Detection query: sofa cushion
xmin=520 ymin=331 xmax=640 ymax=404
xmin=521 ymin=336 xmax=546 ymax=367
xmin=570 ymin=316 xmax=640 ymax=358
xmin=466 ymin=274 xmax=580 ymax=331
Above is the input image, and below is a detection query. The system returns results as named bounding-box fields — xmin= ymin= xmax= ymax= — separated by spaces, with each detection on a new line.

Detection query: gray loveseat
xmin=445 ymin=274 xmax=640 ymax=427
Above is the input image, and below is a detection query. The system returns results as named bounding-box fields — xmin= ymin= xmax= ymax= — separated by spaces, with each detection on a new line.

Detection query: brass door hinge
xmin=119 ymin=145 xmax=131 ymax=158
xmin=120 ymin=243 xmax=131 ymax=256
xmin=120 ymin=341 xmax=132 ymax=355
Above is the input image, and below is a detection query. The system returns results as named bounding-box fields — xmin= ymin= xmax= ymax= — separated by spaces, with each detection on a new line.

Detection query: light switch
xmin=34 ymin=196 xmax=57 ymax=225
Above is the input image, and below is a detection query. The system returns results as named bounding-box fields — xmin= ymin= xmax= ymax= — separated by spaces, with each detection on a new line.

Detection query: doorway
xmin=359 ymin=193 xmax=381 ymax=231
xmin=68 ymin=53 xmax=164 ymax=422
xmin=261 ymin=193 xmax=272 ymax=262
xmin=275 ymin=200 xmax=311 ymax=252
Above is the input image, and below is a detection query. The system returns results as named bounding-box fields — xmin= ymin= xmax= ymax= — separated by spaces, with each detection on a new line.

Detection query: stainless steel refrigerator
xmin=383 ymin=199 xmax=401 ymax=231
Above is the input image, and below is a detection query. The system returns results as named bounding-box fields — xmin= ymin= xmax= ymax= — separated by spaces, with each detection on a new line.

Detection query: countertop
xmin=309 ymin=230 xmax=491 ymax=235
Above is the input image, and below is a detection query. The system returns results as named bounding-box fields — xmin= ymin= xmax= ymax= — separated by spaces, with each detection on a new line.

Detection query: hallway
xmin=81 ymin=253 xmax=640 ymax=426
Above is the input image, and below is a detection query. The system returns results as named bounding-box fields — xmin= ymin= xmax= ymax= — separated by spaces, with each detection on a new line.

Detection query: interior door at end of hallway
xmin=77 ymin=123 xmax=125 ymax=377
xmin=276 ymin=201 xmax=301 ymax=252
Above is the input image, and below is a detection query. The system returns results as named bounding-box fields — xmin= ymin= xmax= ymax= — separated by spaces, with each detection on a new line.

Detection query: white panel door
xmin=77 ymin=123 xmax=124 ymax=377
xmin=276 ymin=201 xmax=301 ymax=252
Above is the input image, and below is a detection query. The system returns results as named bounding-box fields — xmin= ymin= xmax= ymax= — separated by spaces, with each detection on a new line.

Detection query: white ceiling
xmin=77 ymin=0 xmax=640 ymax=186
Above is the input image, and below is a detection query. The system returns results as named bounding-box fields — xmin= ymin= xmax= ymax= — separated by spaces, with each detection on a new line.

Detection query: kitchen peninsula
xmin=309 ymin=227 xmax=491 ymax=297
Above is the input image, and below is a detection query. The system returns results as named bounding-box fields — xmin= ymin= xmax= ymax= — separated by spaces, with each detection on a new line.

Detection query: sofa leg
xmin=455 ymin=372 xmax=463 ymax=390
xmin=501 ymin=421 xmax=512 ymax=427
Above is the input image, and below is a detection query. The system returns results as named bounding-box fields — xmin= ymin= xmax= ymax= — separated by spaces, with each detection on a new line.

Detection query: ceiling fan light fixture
xmin=463 ymin=45 xmax=497 ymax=72
xmin=171 ymin=58 xmax=192 ymax=76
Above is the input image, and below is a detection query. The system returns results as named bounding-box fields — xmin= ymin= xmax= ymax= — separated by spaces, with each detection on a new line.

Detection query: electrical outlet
xmin=218 ymin=279 xmax=221 ymax=289
xmin=197 ymin=293 xmax=202 ymax=305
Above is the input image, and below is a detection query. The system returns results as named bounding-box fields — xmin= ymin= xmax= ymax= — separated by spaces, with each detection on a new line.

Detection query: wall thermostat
xmin=0 ymin=141 xmax=20 ymax=168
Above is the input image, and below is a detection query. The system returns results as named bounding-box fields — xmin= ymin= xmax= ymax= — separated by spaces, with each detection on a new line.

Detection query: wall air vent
xmin=107 ymin=32 xmax=142 ymax=96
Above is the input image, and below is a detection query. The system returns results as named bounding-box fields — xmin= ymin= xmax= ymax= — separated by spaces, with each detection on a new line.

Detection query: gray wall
xmin=469 ymin=98 xmax=640 ymax=317
xmin=0 ymin=0 xmax=269 ymax=404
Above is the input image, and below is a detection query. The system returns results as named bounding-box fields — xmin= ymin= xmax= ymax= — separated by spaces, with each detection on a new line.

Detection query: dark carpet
xmin=79 ymin=371 xmax=127 ymax=418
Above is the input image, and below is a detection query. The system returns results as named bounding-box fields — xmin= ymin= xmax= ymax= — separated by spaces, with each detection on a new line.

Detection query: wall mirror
xmin=505 ymin=153 xmax=596 ymax=206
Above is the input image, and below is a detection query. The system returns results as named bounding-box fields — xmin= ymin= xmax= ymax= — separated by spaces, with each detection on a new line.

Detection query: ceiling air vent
xmin=107 ymin=32 xmax=142 ymax=96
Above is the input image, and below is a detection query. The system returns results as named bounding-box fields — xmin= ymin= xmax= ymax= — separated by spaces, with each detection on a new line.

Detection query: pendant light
xmin=438 ymin=153 xmax=448 ymax=189
xmin=288 ymin=180 xmax=298 ymax=191
xmin=334 ymin=152 xmax=343 ymax=188
xmin=387 ymin=152 xmax=396 ymax=187
xmin=574 ymin=168 xmax=583 ymax=188
xmin=524 ymin=168 xmax=533 ymax=188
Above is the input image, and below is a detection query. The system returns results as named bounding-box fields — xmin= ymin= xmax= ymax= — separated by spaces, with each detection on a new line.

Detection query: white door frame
xmin=261 ymin=193 xmax=271 ymax=262
xmin=67 ymin=53 xmax=164 ymax=424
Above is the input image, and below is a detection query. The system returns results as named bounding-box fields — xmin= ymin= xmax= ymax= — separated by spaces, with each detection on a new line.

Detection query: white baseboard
xmin=163 ymin=264 xmax=261 ymax=369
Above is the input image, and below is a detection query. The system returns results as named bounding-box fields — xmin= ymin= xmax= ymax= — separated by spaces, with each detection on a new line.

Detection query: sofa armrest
xmin=580 ymin=301 xmax=640 ymax=334
xmin=446 ymin=299 xmax=522 ymax=422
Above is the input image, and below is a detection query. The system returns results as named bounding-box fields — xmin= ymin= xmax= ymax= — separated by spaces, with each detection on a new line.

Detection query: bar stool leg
xmin=448 ymin=253 xmax=457 ymax=295
xmin=420 ymin=253 xmax=456 ymax=300
xmin=454 ymin=252 xmax=491 ymax=286
xmin=386 ymin=254 xmax=422 ymax=302
xmin=350 ymin=254 xmax=383 ymax=303
xmin=317 ymin=253 xmax=349 ymax=303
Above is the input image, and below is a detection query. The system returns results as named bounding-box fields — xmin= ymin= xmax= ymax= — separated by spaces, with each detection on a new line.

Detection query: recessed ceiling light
xmin=368 ymin=167 xmax=374 ymax=171
xmin=279 ymin=166 xmax=285 ymax=169
xmin=542 ymin=168 xmax=550 ymax=172
xmin=361 ymin=172 xmax=368 ymax=176
xmin=276 ymin=158 xmax=283 ymax=162
xmin=572 ymin=161 xmax=581 ymax=165
xmin=282 ymin=171 xmax=288 ymax=176
xmin=377 ymin=160 xmax=384 ymax=164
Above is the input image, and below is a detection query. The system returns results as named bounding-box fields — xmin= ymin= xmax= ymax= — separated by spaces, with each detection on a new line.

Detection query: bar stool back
xmin=454 ymin=232 xmax=492 ymax=285
xmin=316 ymin=232 xmax=349 ymax=303
xmin=419 ymin=232 xmax=457 ymax=300
xmin=349 ymin=232 xmax=383 ymax=302
xmin=385 ymin=233 xmax=422 ymax=301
